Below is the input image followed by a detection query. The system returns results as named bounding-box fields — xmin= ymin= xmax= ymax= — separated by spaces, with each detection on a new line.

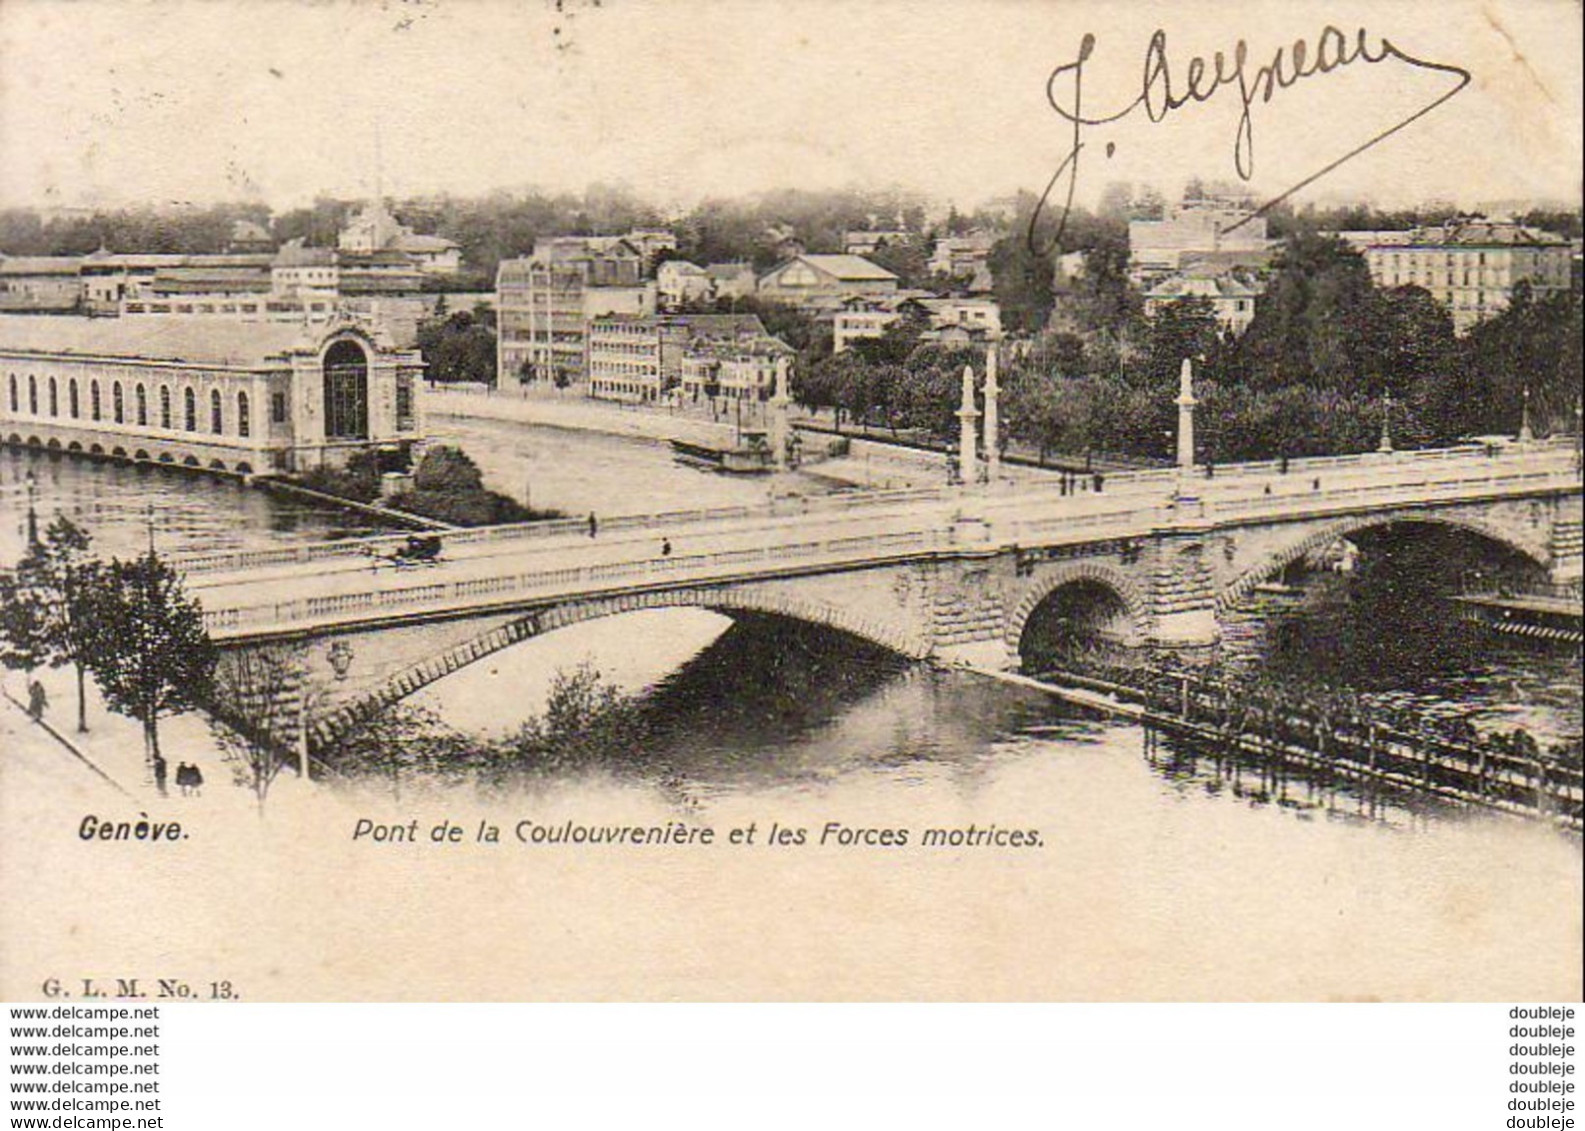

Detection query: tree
xmin=0 ymin=515 xmax=102 ymax=730
xmin=31 ymin=516 xmax=102 ymax=732
xmin=1143 ymin=296 xmax=1222 ymax=387
xmin=416 ymin=309 xmax=497 ymax=385
xmin=83 ymin=551 xmax=216 ymax=776
xmin=326 ymin=702 xmax=478 ymax=800
xmin=987 ymin=232 xmax=1055 ymax=335
xmin=0 ymin=555 xmax=50 ymax=677
xmin=208 ymin=644 xmax=308 ymax=813
xmin=494 ymin=663 xmax=646 ymax=776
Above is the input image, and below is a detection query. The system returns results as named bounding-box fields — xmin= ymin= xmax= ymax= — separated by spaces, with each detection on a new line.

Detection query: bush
xmin=392 ymin=445 xmax=560 ymax=527
xmin=296 ymin=450 xmax=382 ymax=503
xmin=412 ymin=445 xmax=485 ymax=494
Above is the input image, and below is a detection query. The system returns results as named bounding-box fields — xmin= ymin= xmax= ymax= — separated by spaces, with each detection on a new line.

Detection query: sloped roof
xmin=0 ymin=314 xmax=332 ymax=367
xmin=396 ymin=233 xmax=459 ymax=253
xmin=666 ymin=313 xmax=767 ymax=337
xmin=1388 ymin=221 xmax=1571 ymax=249
xmin=704 ymin=262 xmax=754 ymax=279
xmin=796 ymin=254 xmax=898 ymax=281
xmin=1144 ymin=272 xmax=1261 ymax=300
xmin=0 ymin=256 xmax=82 ymax=275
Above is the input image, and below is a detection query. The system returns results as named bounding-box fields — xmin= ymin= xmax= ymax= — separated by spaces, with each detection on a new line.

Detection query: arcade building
xmin=0 ymin=315 xmax=423 ymax=476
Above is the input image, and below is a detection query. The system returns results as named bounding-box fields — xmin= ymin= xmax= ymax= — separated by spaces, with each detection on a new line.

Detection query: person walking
xmin=26 ymin=678 xmax=47 ymax=721
xmin=588 ymin=512 xmax=598 ymax=539
xmin=661 ymin=538 xmax=673 ymax=557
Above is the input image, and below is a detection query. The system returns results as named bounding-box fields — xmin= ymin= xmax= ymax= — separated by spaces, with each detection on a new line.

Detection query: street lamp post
xmin=23 ymin=469 xmax=38 ymax=549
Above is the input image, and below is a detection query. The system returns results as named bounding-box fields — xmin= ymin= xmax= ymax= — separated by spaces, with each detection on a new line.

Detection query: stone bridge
xmin=178 ymin=439 xmax=1582 ymax=748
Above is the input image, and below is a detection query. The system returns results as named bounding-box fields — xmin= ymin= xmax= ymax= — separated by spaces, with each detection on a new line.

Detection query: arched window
xmin=90 ymin=381 xmax=101 ymax=421
xmin=136 ymin=384 xmax=148 ymax=426
xmin=237 ymin=391 xmax=250 ymax=438
xmin=48 ymin=377 xmax=58 ymax=416
xmin=160 ymin=386 xmax=171 ymax=430
xmin=183 ymin=387 xmax=196 ymax=432
xmin=210 ymin=389 xmax=223 ymax=434
xmin=8 ymin=375 xmax=17 ymax=413
xmin=113 ymin=381 xmax=124 ymax=424
xmin=322 ymin=339 xmax=369 ymax=440
xmin=68 ymin=378 xmax=79 ymax=419
xmin=28 ymin=375 xmax=38 ymax=415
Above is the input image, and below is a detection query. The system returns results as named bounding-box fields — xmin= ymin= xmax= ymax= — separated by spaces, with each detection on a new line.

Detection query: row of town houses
xmin=495 ymin=233 xmax=1007 ymax=405
xmin=1125 ymin=196 xmax=1577 ymax=335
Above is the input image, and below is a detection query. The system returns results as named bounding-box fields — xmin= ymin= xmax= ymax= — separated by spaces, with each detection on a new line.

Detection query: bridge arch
xmin=1218 ymin=511 xmax=1553 ymax=612
xmin=1005 ymin=563 xmax=1150 ymax=661
xmin=308 ymin=585 xmax=930 ymax=745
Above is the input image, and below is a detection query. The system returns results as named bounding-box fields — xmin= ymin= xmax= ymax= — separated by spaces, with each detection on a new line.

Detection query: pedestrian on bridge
xmin=588 ymin=512 xmax=599 ymax=539
xmin=661 ymin=538 xmax=672 ymax=557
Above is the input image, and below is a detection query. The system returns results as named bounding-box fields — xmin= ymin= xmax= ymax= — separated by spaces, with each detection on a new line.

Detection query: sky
xmin=0 ymin=0 xmax=1580 ymax=213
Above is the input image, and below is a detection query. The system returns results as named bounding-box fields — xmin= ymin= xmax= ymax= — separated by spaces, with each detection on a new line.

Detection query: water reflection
xmin=1 ymin=446 xmax=383 ymax=562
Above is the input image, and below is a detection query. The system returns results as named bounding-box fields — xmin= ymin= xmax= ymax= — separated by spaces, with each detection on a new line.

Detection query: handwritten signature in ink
xmin=1031 ymin=25 xmax=1472 ymax=253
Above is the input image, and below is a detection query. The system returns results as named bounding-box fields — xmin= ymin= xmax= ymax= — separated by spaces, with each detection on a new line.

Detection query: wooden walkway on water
xmin=969 ymin=666 xmax=1583 ymax=833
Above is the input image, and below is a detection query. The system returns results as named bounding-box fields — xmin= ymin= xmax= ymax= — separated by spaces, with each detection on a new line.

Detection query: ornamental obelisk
xmin=956 ymin=363 xmax=979 ymax=485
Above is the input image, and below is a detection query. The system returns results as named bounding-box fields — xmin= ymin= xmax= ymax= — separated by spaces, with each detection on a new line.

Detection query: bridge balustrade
xmin=1206 ymin=464 xmax=1579 ymax=521
xmin=201 ymin=524 xmax=958 ymax=636
xmin=171 ymin=484 xmax=951 ymax=575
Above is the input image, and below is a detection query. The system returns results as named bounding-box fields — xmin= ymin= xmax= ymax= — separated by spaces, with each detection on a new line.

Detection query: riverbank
xmin=255 ymin=476 xmax=454 ymax=531
xmin=419 ymin=385 xmax=1066 ymax=490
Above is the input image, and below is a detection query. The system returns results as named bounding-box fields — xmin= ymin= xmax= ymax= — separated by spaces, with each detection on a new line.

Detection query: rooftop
xmin=0 ymin=314 xmax=340 ymax=367
xmin=790 ymin=254 xmax=899 ymax=281
xmin=0 ymin=256 xmax=83 ymax=275
xmin=1375 ymin=221 xmax=1572 ymax=250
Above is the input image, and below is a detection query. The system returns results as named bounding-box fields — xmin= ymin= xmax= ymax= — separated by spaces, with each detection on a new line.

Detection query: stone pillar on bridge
xmin=770 ymin=355 xmax=793 ymax=470
xmin=1157 ymin=361 xmax=1220 ymax=648
xmin=1175 ymin=358 xmax=1197 ymax=472
xmin=1172 ymin=358 xmax=1202 ymax=512
xmin=957 ymin=363 xmax=979 ymax=487
xmin=983 ymin=343 xmax=1000 ymax=486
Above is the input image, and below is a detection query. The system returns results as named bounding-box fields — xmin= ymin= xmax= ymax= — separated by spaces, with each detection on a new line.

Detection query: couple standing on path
xmin=151 ymin=754 xmax=204 ymax=798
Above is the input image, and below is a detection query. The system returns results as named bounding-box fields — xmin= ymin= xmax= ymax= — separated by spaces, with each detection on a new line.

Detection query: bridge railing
xmin=200 ymin=525 xmax=954 ymax=636
xmin=171 ymin=484 xmax=950 ymax=575
xmin=986 ymin=437 xmax=1579 ymax=505
xmin=1203 ymin=464 xmax=1580 ymax=522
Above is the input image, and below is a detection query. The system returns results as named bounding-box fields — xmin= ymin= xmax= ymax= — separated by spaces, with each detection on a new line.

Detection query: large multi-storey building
xmin=1361 ymin=220 xmax=1572 ymax=332
xmin=496 ymin=238 xmax=657 ymax=390
xmin=1128 ymin=198 xmax=1272 ymax=282
xmin=0 ymin=315 xmax=424 ymax=474
xmin=586 ymin=313 xmax=777 ymax=403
